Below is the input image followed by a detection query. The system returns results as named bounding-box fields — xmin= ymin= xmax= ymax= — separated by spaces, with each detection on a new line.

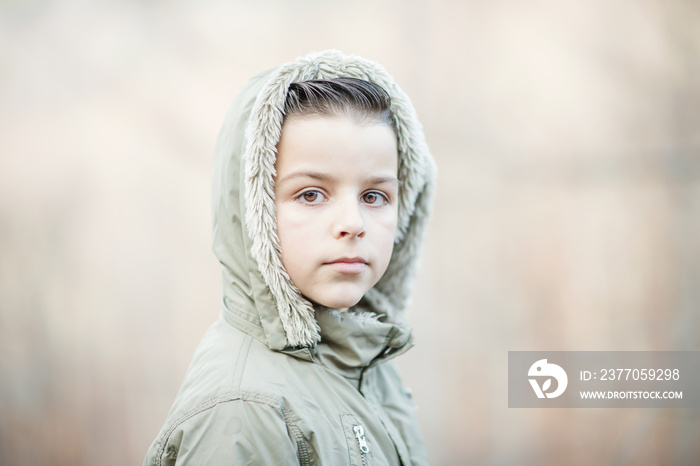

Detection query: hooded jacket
xmin=143 ymin=50 xmax=436 ymax=466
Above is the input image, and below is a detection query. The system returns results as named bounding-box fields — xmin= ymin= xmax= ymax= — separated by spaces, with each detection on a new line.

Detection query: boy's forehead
xmin=279 ymin=112 xmax=396 ymax=141
xmin=274 ymin=116 xmax=398 ymax=178
xmin=276 ymin=114 xmax=397 ymax=148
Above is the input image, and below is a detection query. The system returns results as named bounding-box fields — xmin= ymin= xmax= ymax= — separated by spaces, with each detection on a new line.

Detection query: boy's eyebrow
xmin=369 ymin=176 xmax=401 ymax=187
xmin=276 ymin=171 xmax=400 ymax=187
xmin=277 ymin=171 xmax=335 ymax=186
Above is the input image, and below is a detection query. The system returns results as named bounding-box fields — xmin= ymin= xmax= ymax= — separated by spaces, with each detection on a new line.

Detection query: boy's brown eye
xmin=362 ymin=192 xmax=387 ymax=205
xmin=303 ymin=192 xmax=318 ymax=202
xmin=297 ymin=190 xmax=325 ymax=204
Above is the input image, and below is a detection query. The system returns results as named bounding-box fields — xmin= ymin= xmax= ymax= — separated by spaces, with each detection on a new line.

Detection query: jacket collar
xmin=313 ymin=309 xmax=414 ymax=384
xmin=221 ymin=299 xmax=414 ymax=381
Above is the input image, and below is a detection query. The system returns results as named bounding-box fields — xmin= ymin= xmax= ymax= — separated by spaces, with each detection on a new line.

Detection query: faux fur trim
xmin=243 ymin=50 xmax=435 ymax=347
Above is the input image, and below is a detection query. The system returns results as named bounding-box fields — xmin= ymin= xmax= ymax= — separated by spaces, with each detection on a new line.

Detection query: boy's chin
xmin=304 ymin=294 xmax=364 ymax=311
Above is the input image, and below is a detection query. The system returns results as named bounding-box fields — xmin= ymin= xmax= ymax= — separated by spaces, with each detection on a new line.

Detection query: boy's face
xmin=273 ymin=114 xmax=399 ymax=310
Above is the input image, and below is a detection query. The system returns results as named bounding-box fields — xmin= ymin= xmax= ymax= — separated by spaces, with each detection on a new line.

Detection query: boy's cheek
xmin=277 ymin=209 xmax=311 ymax=233
xmin=277 ymin=213 xmax=315 ymax=252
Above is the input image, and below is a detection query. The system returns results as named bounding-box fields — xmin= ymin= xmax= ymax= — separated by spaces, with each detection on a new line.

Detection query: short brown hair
xmin=283 ymin=78 xmax=394 ymax=130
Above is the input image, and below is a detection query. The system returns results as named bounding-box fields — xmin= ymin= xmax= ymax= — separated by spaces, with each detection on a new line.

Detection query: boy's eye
xmin=362 ymin=191 xmax=389 ymax=206
xmin=297 ymin=190 xmax=326 ymax=205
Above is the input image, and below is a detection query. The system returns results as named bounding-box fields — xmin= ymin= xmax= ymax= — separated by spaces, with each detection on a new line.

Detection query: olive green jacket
xmin=143 ymin=50 xmax=436 ymax=465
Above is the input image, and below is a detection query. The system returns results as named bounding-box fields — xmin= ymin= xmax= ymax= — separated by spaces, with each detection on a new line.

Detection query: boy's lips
xmin=323 ymin=257 xmax=368 ymax=274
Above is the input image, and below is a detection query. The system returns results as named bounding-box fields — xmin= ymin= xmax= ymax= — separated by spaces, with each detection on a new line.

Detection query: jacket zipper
xmin=353 ymin=424 xmax=369 ymax=465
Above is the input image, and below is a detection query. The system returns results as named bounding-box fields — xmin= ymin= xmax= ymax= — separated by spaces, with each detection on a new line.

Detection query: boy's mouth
xmin=323 ymin=257 xmax=368 ymax=274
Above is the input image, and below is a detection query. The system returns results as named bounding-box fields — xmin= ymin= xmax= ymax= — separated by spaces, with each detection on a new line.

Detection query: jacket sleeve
xmin=143 ymin=397 xmax=303 ymax=466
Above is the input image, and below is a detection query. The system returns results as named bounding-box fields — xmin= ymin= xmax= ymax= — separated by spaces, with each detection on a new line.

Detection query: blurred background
xmin=1 ymin=0 xmax=699 ymax=464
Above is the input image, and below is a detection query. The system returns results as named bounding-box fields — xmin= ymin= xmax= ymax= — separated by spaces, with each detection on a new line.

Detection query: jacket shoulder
xmin=144 ymin=321 xmax=316 ymax=465
xmin=171 ymin=318 xmax=306 ymax=403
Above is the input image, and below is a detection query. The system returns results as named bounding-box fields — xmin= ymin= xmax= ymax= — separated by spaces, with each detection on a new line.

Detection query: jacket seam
xmin=154 ymin=390 xmax=310 ymax=466
xmin=231 ymin=334 xmax=252 ymax=389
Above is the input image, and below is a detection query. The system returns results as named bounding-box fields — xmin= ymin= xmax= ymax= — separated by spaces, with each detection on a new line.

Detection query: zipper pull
xmin=353 ymin=425 xmax=370 ymax=454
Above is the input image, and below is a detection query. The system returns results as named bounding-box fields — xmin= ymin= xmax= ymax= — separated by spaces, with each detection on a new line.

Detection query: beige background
xmin=1 ymin=0 xmax=699 ymax=464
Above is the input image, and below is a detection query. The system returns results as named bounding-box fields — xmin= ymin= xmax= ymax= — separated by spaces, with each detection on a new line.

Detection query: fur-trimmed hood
xmin=212 ymin=50 xmax=435 ymax=351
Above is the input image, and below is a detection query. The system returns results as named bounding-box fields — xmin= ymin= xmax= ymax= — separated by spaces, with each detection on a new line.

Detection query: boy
xmin=144 ymin=50 xmax=435 ymax=465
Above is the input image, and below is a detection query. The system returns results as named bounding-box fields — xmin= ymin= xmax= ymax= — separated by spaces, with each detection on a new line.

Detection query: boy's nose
xmin=333 ymin=201 xmax=366 ymax=239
